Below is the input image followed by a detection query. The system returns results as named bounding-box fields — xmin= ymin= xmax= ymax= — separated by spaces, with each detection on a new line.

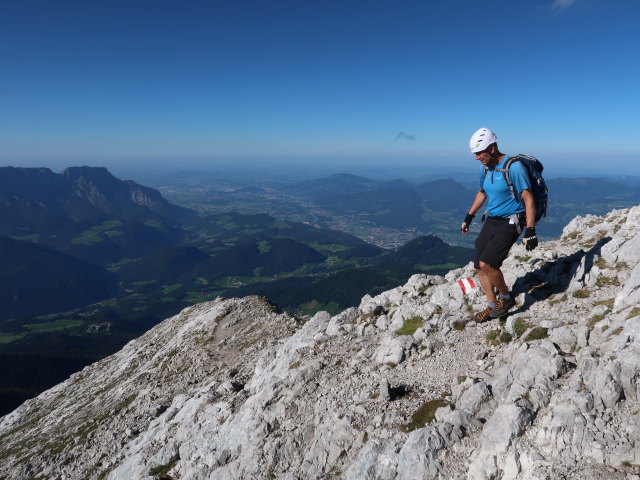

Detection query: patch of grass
xmin=166 ymin=349 xmax=179 ymax=359
xmin=485 ymin=329 xmax=500 ymax=346
xmin=144 ymin=219 xmax=163 ymax=229
xmin=601 ymin=325 xmax=609 ymax=332
xmin=572 ymin=289 xmax=590 ymax=299
xmin=299 ymin=299 xmax=340 ymax=316
xmin=257 ymin=240 xmax=271 ymax=253
xmin=71 ymin=232 xmax=105 ymax=245
xmin=514 ymin=255 xmax=532 ymax=262
xmin=132 ymin=279 xmax=158 ymax=287
xmin=513 ymin=317 xmax=533 ymax=337
xmin=401 ymin=399 xmax=449 ymax=432
xmin=457 ymin=376 xmax=467 ymax=384
xmin=594 ymin=257 xmax=607 ymax=268
xmin=114 ymin=393 xmax=138 ymax=414
xmin=0 ymin=332 xmax=27 ymax=344
xmin=500 ymin=331 xmax=513 ymax=343
xmin=24 ymin=318 xmax=83 ymax=333
xmin=70 ymin=220 xmax=123 ymax=245
xmin=610 ymin=326 xmax=624 ymax=335
xmin=84 ymin=454 xmax=107 ymax=479
xmin=453 ymin=321 xmax=466 ymax=331
xmin=616 ymin=261 xmax=629 ymax=271
xmin=0 ymin=414 xmax=45 ymax=445
xmin=9 ymin=233 xmax=40 ymax=242
xmin=593 ymin=298 xmax=615 ymax=307
xmin=595 ymin=275 xmax=620 ymax=287
xmin=163 ymin=283 xmax=183 ymax=293
xmin=524 ymin=327 xmax=548 ymax=342
xmin=627 ymin=307 xmax=640 ymax=320
xmin=396 ymin=316 xmax=423 ymax=336
xmin=414 ymin=262 xmax=459 ymax=272
xmin=149 ymin=458 xmax=179 ymax=478
xmin=289 ymin=361 xmax=300 ymax=369
xmin=549 ymin=294 xmax=567 ymax=306
xmin=485 ymin=329 xmax=512 ymax=345
xmin=587 ymin=314 xmax=606 ymax=328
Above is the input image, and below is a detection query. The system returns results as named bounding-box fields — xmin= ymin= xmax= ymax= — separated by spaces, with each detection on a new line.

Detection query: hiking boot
xmin=489 ymin=297 xmax=516 ymax=318
xmin=472 ymin=306 xmax=493 ymax=323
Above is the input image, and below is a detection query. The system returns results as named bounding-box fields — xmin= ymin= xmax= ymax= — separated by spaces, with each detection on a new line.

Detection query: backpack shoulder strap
xmin=496 ymin=156 xmax=520 ymax=200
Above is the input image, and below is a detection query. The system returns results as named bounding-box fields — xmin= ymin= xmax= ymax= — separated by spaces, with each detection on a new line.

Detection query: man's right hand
xmin=461 ymin=213 xmax=474 ymax=234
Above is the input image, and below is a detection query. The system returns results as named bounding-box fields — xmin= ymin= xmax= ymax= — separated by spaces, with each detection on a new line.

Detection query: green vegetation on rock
xmin=396 ymin=316 xmax=423 ymax=336
xmin=524 ymin=327 xmax=549 ymax=342
xmin=513 ymin=318 xmax=533 ymax=337
xmin=572 ymin=289 xmax=590 ymax=299
xmin=402 ymin=399 xmax=449 ymax=432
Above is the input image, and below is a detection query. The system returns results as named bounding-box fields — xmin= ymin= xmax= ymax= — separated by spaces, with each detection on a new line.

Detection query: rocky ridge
xmin=1 ymin=206 xmax=640 ymax=479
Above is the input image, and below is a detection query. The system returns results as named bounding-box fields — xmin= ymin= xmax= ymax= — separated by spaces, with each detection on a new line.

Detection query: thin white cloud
xmin=393 ymin=132 xmax=417 ymax=142
xmin=551 ymin=0 xmax=576 ymax=10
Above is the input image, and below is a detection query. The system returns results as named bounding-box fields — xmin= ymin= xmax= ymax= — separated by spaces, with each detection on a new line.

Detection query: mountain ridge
xmin=0 ymin=166 xmax=194 ymax=235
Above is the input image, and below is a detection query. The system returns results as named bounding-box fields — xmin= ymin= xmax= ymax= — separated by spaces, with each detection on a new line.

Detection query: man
xmin=461 ymin=128 xmax=538 ymax=322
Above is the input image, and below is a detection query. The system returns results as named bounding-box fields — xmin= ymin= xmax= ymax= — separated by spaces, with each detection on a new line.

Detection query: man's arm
xmin=520 ymin=189 xmax=535 ymax=228
xmin=461 ymin=190 xmax=486 ymax=234
xmin=468 ymin=190 xmax=487 ymax=216
xmin=520 ymin=188 xmax=538 ymax=250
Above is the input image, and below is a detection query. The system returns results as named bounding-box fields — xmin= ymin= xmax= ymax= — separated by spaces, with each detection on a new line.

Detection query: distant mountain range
xmin=0 ymin=166 xmax=192 ymax=232
xmin=294 ymin=173 xmax=640 ymax=236
xmin=546 ymin=177 xmax=640 ymax=202
xmin=155 ymin=170 xmax=640 ymax=244
xmin=0 ymin=166 xmax=192 ymax=264
xmin=289 ymin=173 xmax=471 ymax=230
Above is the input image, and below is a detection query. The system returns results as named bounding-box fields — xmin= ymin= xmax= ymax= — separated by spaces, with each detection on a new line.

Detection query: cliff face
xmin=0 ymin=166 xmax=193 ymax=236
xmin=1 ymin=206 xmax=640 ymax=480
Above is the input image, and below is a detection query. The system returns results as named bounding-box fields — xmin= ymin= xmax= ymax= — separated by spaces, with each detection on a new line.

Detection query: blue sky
xmin=1 ymin=0 xmax=639 ymax=174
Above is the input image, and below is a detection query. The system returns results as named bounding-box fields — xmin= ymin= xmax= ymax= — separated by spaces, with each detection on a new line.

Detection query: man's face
xmin=474 ymin=147 xmax=491 ymax=165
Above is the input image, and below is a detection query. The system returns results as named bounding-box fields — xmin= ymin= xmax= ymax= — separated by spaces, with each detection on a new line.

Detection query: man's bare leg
xmin=476 ymin=261 xmax=509 ymax=304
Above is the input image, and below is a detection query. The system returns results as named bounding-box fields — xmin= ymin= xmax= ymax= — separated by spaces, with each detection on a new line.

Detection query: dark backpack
xmin=484 ymin=154 xmax=548 ymax=223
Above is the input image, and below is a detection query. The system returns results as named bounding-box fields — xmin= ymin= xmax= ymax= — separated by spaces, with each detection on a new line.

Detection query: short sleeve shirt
xmin=479 ymin=156 xmax=531 ymax=217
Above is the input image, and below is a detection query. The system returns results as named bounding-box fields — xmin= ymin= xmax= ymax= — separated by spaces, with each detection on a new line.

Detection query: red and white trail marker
xmin=457 ymin=277 xmax=477 ymax=294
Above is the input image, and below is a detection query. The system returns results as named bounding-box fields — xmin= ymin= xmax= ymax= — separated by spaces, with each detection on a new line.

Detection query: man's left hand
xmin=523 ymin=227 xmax=538 ymax=251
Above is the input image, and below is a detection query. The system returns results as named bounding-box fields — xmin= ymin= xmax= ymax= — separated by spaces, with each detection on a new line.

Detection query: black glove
xmin=523 ymin=227 xmax=538 ymax=251
xmin=461 ymin=213 xmax=474 ymax=234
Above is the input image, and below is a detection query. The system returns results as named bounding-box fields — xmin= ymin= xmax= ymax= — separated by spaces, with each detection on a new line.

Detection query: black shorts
xmin=474 ymin=216 xmax=522 ymax=269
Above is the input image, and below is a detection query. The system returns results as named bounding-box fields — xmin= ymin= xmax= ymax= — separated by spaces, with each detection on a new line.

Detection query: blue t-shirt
xmin=479 ymin=156 xmax=531 ymax=217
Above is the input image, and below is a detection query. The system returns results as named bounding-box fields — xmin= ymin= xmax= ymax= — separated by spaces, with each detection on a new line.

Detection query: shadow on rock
xmin=510 ymin=236 xmax=612 ymax=314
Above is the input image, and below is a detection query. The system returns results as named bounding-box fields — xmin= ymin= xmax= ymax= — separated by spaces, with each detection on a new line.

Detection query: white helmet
xmin=469 ymin=128 xmax=497 ymax=153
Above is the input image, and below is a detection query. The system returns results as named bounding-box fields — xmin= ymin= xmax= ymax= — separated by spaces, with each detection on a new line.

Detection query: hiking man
xmin=461 ymin=128 xmax=538 ymax=322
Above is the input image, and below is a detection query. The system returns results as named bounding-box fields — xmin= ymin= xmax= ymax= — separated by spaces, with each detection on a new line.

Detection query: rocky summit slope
xmin=1 ymin=206 xmax=640 ymax=480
